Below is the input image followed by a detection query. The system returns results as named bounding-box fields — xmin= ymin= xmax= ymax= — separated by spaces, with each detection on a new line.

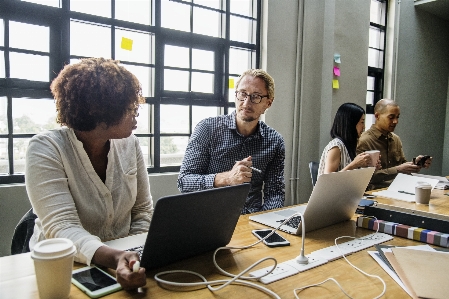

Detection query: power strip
xmin=249 ymin=232 xmax=393 ymax=284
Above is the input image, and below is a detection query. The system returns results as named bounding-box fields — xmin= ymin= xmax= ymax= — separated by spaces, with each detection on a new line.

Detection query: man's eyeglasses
xmin=235 ymin=91 xmax=269 ymax=104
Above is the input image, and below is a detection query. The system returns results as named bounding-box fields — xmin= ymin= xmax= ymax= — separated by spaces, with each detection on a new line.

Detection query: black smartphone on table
xmin=252 ymin=229 xmax=290 ymax=247
xmin=72 ymin=266 xmax=122 ymax=298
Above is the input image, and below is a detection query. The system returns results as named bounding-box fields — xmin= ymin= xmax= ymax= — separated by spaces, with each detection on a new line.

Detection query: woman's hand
xmin=92 ymin=246 xmax=146 ymax=290
xmin=115 ymin=252 xmax=146 ymax=290
xmin=351 ymin=152 xmax=371 ymax=168
xmin=375 ymin=154 xmax=382 ymax=170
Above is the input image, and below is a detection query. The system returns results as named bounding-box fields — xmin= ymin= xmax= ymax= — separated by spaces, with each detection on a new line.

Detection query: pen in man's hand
xmin=235 ymin=161 xmax=262 ymax=173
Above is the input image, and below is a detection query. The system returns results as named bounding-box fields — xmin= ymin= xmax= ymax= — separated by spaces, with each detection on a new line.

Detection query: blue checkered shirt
xmin=177 ymin=111 xmax=285 ymax=214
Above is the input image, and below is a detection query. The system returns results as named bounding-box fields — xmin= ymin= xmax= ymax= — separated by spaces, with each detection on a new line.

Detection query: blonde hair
xmin=235 ymin=69 xmax=275 ymax=100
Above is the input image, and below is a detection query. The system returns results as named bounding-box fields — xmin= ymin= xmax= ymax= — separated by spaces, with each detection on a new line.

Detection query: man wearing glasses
xmin=177 ymin=69 xmax=285 ymax=214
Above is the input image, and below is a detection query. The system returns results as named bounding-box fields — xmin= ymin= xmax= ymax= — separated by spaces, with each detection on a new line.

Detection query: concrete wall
xmin=264 ymin=0 xmax=371 ymax=205
xmin=393 ymin=0 xmax=449 ymax=176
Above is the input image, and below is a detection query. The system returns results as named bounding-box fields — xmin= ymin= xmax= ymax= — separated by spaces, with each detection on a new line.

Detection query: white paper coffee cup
xmin=31 ymin=238 xmax=76 ymax=299
xmin=415 ymin=182 xmax=432 ymax=205
xmin=365 ymin=150 xmax=380 ymax=167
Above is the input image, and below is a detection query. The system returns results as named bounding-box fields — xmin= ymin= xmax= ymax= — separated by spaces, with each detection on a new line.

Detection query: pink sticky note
xmin=333 ymin=67 xmax=340 ymax=76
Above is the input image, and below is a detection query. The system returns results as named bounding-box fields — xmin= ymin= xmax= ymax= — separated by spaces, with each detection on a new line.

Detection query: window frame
xmin=0 ymin=0 xmax=262 ymax=183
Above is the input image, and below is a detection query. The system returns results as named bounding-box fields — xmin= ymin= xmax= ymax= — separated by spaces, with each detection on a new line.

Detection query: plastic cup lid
xmin=416 ymin=182 xmax=432 ymax=189
xmin=31 ymin=238 xmax=76 ymax=260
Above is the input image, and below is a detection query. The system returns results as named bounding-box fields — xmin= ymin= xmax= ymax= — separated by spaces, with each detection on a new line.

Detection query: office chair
xmin=308 ymin=161 xmax=319 ymax=187
xmin=11 ymin=208 xmax=37 ymax=255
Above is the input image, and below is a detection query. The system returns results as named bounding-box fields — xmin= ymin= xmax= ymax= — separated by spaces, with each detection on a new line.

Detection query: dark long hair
xmin=330 ymin=103 xmax=365 ymax=160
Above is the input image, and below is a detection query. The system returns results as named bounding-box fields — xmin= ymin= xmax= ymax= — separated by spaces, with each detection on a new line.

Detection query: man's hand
xmin=396 ymin=162 xmax=421 ymax=174
xmin=213 ymin=156 xmax=253 ymax=187
xmin=415 ymin=155 xmax=432 ymax=169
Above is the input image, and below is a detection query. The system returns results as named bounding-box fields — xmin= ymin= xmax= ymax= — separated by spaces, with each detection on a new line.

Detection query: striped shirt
xmin=177 ymin=111 xmax=285 ymax=214
xmin=318 ymin=138 xmax=352 ymax=177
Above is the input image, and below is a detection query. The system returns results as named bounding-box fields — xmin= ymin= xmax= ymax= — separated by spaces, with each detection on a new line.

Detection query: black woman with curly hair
xmin=25 ymin=58 xmax=152 ymax=289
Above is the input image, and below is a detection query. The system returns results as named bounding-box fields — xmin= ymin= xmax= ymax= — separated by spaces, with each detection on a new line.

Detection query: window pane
xmin=230 ymin=0 xmax=254 ymax=17
xmin=164 ymin=69 xmax=189 ymax=92
xmin=10 ymin=21 xmax=49 ymax=53
xmin=121 ymin=64 xmax=154 ymax=98
xmin=115 ymin=0 xmax=152 ymax=25
xmin=165 ymin=45 xmax=189 ymax=69
xmin=368 ymin=48 xmax=383 ymax=68
xmin=20 ymin=0 xmax=60 ymax=7
xmin=367 ymin=76 xmax=375 ymax=90
xmin=366 ymin=91 xmax=374 ymax=105
xmin=369 ymin=27 xmax=384 ymax=50
xmin=71 ymin=0 xmax=111 ymax=18
xmin=161 ymin=136 xmax=188 ymax=166
xmin=370 ymin=0 xmax=386 ymax=26
xmin=116 ymin=29 xmax=153 ymax=64
xmin=191 ymin=72 xmax=213 ymax=93
xmin=192 ymin=49 xmax=214 ymax=71
xmin=10 ymin=52 xmax=49 ymax=81
xmin=193 ymin=7 xmax=220 ymax=38
xmin=70 ymin=21 xmax=111 ymax=58
xmin=192 ymin=106 xmax=218 ymax=130
xmin=229 ymin=47 xmax=253 ymax=75
xmin=13 ymin=138 xmax=30 ymax=173
xmin=13 ymin=98 xmax=58 ymax=134
xmin=0 ymin=138 xmax=7 ymax=173
xmin=0 ymin=51 xmax=4 ymax=78
xmin=161 ymin=0 xmax=190 ymax=32
xmin=0 ymin=19 xmax=4 ymax=47
xmin=134 ymin=103 xmax=153 ymax=134
xmin=137 ymin=136 xmax=152 ymax=167
xmin=230 ymin=16 xmax=255 ymax=44
xmin=160 ymin=105 xmax=189 ymax=133
xmin=194 ymin=0 xmax=220 ymax=10
xmin=228 ymin=75 xmax=239 ymax=102
xmin=0 ymin=97 xmax=6 ymax=134
xmin=365 ymin=114 xmax=375 ymax=131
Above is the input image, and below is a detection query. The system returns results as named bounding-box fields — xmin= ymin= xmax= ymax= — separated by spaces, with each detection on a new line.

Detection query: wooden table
xmin=1 ymin=189 xmax=448 ymax=299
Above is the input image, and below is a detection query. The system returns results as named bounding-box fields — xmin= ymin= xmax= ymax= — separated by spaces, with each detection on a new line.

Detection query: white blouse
xmin=318 ymin=138 xmax=352 ymax=177
xmin=26 ymin=127 xmax=153 ymax=265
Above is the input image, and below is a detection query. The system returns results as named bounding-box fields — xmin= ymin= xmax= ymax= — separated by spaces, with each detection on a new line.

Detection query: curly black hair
xmin=51 ymin=57 xmax=144 ymax=131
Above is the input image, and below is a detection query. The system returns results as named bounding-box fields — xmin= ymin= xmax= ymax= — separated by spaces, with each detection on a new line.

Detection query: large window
xmin=0 ymin=0 xmax=261 ymax=183
xmin=366 ymin=0 xmax=387 ymax=128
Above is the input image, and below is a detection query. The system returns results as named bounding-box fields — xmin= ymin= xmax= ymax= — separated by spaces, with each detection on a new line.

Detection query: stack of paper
xmin=412 ymin=173 xmax=449 ymax=190
xmin=369 ymin=245 xmax=449 ymax=298
xmin=373 ymin=173 xmax=439 ymax=202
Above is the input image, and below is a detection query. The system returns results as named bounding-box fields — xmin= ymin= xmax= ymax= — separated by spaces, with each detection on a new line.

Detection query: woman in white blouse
xmin=318 ymin=103 xmax=378 ymax=177
xmin=26 ymin=58 xmax=153 ymax=289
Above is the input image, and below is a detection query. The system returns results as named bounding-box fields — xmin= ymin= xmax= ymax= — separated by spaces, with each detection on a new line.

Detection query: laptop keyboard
xmin=277 ymin=215 xmax=301 ymax=229
xmin=126 ymin=245 xmax=144 ymax=258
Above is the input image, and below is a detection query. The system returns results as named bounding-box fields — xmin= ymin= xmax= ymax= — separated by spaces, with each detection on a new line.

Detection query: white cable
xmin=154 ymin=212 xmax=303 ymax=298
xmin=292 ymin=217 xmax=387 ymax=299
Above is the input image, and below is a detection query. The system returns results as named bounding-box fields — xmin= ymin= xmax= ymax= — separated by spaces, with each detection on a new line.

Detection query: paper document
xmin=373 ymin=173 xmax=439 ymax=202
xmin=412 ymin=173 xmax=449 ymax=190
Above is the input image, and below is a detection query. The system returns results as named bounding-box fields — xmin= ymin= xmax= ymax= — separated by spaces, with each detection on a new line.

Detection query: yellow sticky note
xmin=229 ymin=78 xmax=234 ymax=89
xmin=332 ymin=79 xmax=339 ymax=89
xmin=121 ymin=37 xmax=133 ymax=51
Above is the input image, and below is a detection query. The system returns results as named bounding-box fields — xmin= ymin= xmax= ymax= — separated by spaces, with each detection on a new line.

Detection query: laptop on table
xmin=104 ymin=183 xmax=250 ymax=269
xmin=249 ymin=167 xmax=375 ymax=235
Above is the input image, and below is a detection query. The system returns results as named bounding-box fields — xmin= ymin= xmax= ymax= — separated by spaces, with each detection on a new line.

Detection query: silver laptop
xmin=104 ymin=184 xmax=250 ymax=269
xmin=249 ymin=167 xmax=375 ymax=234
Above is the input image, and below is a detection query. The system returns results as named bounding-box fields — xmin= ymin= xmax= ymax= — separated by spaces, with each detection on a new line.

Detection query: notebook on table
xmin=104 ymin=183 xmax=250 ymax=269
xmin=249 ymin=167 xmax=375 ymax=234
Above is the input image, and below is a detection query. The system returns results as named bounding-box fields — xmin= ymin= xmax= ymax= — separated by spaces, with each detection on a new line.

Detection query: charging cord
xmin=293 ymin=216 xmax=386 ymax=299
xmin=154 ymin=212 xmax=304 ymax=298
